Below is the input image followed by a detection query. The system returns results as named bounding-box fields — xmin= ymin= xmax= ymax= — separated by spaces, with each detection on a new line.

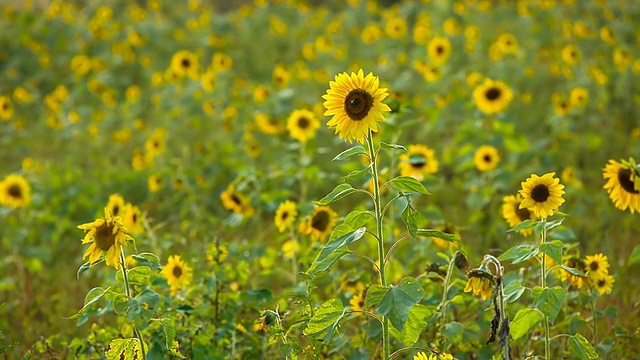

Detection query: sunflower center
xmin=436 ymin=45 xmax=444 ymax=55
xmin=297 ymin=117 xmax=309 ymax=129
xmin=2 ymin=102 xmax=7 ymax=110
xmin=94 ymin=222 xmax=116 ymax=251
xmin=112 ymin=205 xmax=120 ymax=217
xmin=344 ymin=89 xmax=374 ymax=121
xmin=618 ymin=168 xmax=639 ymax=194
xmin=597 ymin=278 xmax=606 ymax=287
xmin=8 ymin=184 xmax=22 ymax=198
xmin=483 ymin=154 xmax=492 ymax=163
xmin=311 ymin=211 xmax=330 ymax=231
xmin=515 ymin=206 xmax=531 ymax=222
xmin=590 ymin=262 xmax=599 ymax=271
xmin=531 ymin=184 xmax=550 ymax=202
xmin=181 ymin=58 xmax=191 ymax=68
xmin=281 ymin=211 xmax=289 ymax=220
xmin=230 ymin=194 xmax=242 ymax=206
xmin=485 ymin=87 xmax=501 ymax=101
xmin=173 ymin=265 xmax=183 ymax=278
xmin=132 ymin=213 xmax=137 ymax=223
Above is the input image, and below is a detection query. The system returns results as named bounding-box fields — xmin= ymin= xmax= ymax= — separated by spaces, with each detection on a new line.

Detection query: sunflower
xmin=255 ymin=113 xmax=284 ymax=135
xmin=519 ymin=172 xmax=565 ymax=218
xmin=0 ymin=174 xmax=31 ymax=208
xmin=502 ymin=194 xmax=537 ymax=236
xmin=161 ymin=255 xmax=193 ymax=296
xmin=398 ymin=144 xmax=439 ymax=181
xmin=590 ymin=274 xmax=615 ymax=295
xmin=472 ymin=79 xmax=513 ymax=115
xmin=473 ymin=145 xmax=500 ymax=172
xmin=148 ymin=174 xmax=163 ymax=193
xmin=200 ymin=69 xmax=216 ymax=93
xmin=385 ymin=17 xmax=407 ymax=39
xmin=106 ymin=194 xmax=126 ymax=218
xmin=497 ymin=33 xmax=518 ymax=54
xmin=560 ymin=255 xmax=586 ymax=289
xmin=77 ymin=207 xmax=132 ymax=269
xmin=0 ymin=95 xmax=14 ymax=121
xmin=603 ymin=159 xmax=640 ymax=213
xmin=552 ymin=93 xmax=572 ymax=115
xmin=170 ymin=50 xmax=199 ymax=80
xmin=585 ymin=253 xmax=610 ymax=280
xmin=569 ymin=87 xmax=588 ymax=108
xmin=220 ymin=184 xmax=254 ymax=217
xmin=464 ymin=269 xmax=494 ymax=301
xmin=322 ymin=69 xmax=391 ymax=143
xmin=281 ymin=239 xmax=299 ymax=260
xmin=349 ymin=291 xmax=366 ymax=312
xmin=427 ymin=36 xmax=452 ymax=66
xmin=122 ymin=203 xmax=144 ymax=235
xmin=272 ymin=64 xmax=291 ymax=88
xmin=274 ymin=200 xmax=298 ymax=233
xmin=413 ymin=352 xmax=453 ymax=360
xmin=561 ymin=44 xmax=580 ymax=65
xmin=287 ymin=109 xmax=320 ymax=143
xmin=211 ymin=52 xmax=233 ymax=73
xmin=299 ymin=205 xmax=337 ymax=241
xmin=145 ymin=128 xmax=166 ymax=158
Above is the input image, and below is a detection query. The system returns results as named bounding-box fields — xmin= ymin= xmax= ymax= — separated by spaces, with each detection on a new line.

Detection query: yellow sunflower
xmin=200 ymin=69 xmax=216 ymax=93
xmin=413 ymin=352 xmax=453 ymax=360
xmin=0 ymin=95 xmax=13 ymax=121
xmin=220 ymin=184 xmax=254 ymax=217
xmin=519 ymin=172 xmax=565 ymax=218
xmin=148 ymin=174 xmax=163 ymax=193
xmin=77 ymin=207 xmax=132 ymax=269
xmin=569 ymin=87 xmax=588 ymax=108
xmin=287 ymin=109 xmax=320 ymax=143
xmin=349 ymin=291 xmax=366 ymax=312
xmin=274 ymin=200 xmax=298 ymax=233
xmin=473 ymin=145 xmax=500 ymax=172
xmin=161 ymin=255 xmax=193 ymax=296
xmin=602 ymin=159 xmax=640 ymax=213
xmin=211 ymin=52 xmax=233 ymax=73
xmin=106 ymin=194 xmax=126 ymax=218
xmin=497 ymin=33 xmax=518 ymax=54
xmin=398 ymin=144 xmax=439 ymax=181
xmin=590 ymin=274 xmax=615 ymax=295
xmin=0 ymin=174 xmax=32 ymax=208
xmin=585 ymin=253 xmax=610 ymax=280
xmin=427 ymin=36 xmax=452 ymax=66
xmin=464 ymin=269 xmax=494 ymax=301
xmin=282 ymin=239 xmax=299 ymax=260
xmin=502 ymin=194 xmax=537 ymax=236
xmin=145 ymin=128 xmax=166 ymax=158
xmin=472 ymin=78 xmax=513 ymax=115
xmin=561 ymin=44 xmax=580 ymax=65
xmin=170 ymin=50 xmax=199 ymax=80
xmin=255 ymin=113 xmax=284 ymax=135
xmin=385 ymin=17 xmax=407 ymax=39
xmin=299 ymin=205 xmax=337 ymax=241
xmin=122 ymin=203 xmax=144 ymax=235
xmin=560 ymin=255 xmax=586 ymax=289
xmin=322 ymin=69 xmax=391 ymax=143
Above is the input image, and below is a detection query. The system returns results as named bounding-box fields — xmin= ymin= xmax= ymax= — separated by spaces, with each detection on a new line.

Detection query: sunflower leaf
xmin=416 ymin=229 xmax=460 ymax=242
xmin=388 ymin=176 xmax=430 ymax=195
xmin=340 ymin=164 xmax=372 ymax=182
xmin=510 ymin=308 xmax=543 ymax=340
xmin=314 ymin=184 xmax=356 ymax=205
xmin=568 ymin=334 xmax=598 ymax=360
xmin=76 ymin=258 xmax=105 ymax=279
xmin=560 ymin=265 xmax=587 ymax=277
xmin=104 ymin=338 xmax=145 ymax=360
xmin=507 ymin=220 xmax=535 ymax=233
xmin=532 ymin=286 xmax=565 ymax=324
xmin=375 ymin=277 xmax=424 ymax=331
xmin=364 ymin=284 xmax=387 ymax=310
xmin=303 ymin=298 xmax=346 ymax=342
xmin=498 ymin=244 xmax=538 ymax=264
xmin=388 ymin=304 xmax=435 ymax=346
xmin=306 ymin=227 xmax=367 ymax=277
xmin=132 ymin=253 xmax=162 ymax=271
xmin=503 ymin=280 xmax=526 ymax=303
xmin=332 ymin=146 xmax=366 ymax=161
xmin=544 ymin=219 xmax=564 ymax=231
xmin=401 ymin=199 xmax=419 ymax=239
xmin=379 ymin=142 xmax=407 ymax=153
xmin=539 ymin=240 xmax=563 ymax=265
xmin=66 ymin=286 xmax=111 ymax=319
xmin=628 ymin=245 xmax=640 ymax=266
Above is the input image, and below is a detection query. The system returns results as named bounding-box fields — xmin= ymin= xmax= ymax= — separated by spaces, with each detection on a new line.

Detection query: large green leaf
xmin=303 ymin=299 xmax=346 ymax=341
xmin=314 ymin=184 xmax=356 ymax=205
xmin=560 ymin=265 xmax=587 ymax=278
xmin=539 ymin=240 xmax=563 ymax=265
xmin=388 ymin=176 xmax=430 ymax=195
xmin=568 ymin=334 xmax=599 ymax=360
xmin=332 ymin=146 xmax=366 ymax=161
xmin=306 ymin=227 xmax=367 ymax=277
xmin=104 ymin=338 xmax=144 ymax=360
xmin=442 ymin=322 xmax=465 ymax=344
xmin=375 ymin=277 xmax=424 ymax=331
xmin=507 ymin=219 xmax=535 ymax=233
xmin=379 ymin=142 xmax=407 ymax=153
xmin=116 ymin=266 xmax=153 ymax=286
xmin=401 ymin=199 xmax=419 ymax=239
xmin=341 ymin=165 xmax=372 ymax=182
xmin=532 ymin=286 xmax=565 ymax=324
xmin=388 ymin=304 xmax=435 ymax=346
xmin=510 ymin=308 xmax=543 ymax=340
xmin=67 ymin=286 xmax=110 ymax=319
xmin=503 ymin=280 xmax=525 ymax=303
xmin=498 ymin=244 xmax=539 ymax=264
xmin=131 ymin=253 xmax=162 ymax=271
xmin=364 ymin=284 xmax=387 ymax=310
xmin=342 ymin=210 xmax=374 ymax=230
xmin=76 ymin=258 xmax=104 ymax=278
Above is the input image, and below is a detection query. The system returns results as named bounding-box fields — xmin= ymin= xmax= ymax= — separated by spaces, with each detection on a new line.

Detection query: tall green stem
xmin=366 ymin=131 xmax=389 ymax=359
xmin=120 ymin=250 xmax=147 ymax=360
xmin=438 ymin=257 xmax=455 ymax=349
xmin=590 ymin=291 xmax=598 ymax=345
xmin=540 ymin=219 xmax=550 ymax=360
xmin=496 ymin=278 xmax=510 ymax=360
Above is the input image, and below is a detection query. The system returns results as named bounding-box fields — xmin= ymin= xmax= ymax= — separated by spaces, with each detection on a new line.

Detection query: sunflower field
xmin=1 ymin=0 xmax=640 ymax=359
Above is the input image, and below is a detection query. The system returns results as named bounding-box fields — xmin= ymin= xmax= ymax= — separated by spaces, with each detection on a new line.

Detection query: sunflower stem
xmin=438 ymin=255 xmax=456 ymax=350
xmin=540 ymin=218 xmax=551 ymax=360
xmin=120 ymin=250 xmax=147 ymax=360
xmin=366 ymin=131 xmax=390 ymax=360
xmin=590 ymin=289 xmax=598 ymax=345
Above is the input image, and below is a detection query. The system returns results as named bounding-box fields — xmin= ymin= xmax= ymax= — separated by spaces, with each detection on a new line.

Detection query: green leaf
xmin=539 ymin=240 xmax=563 ymax=265
xmin=510 ymin=308 xmax=543 ymax=340
xmin=388 ymin=176 xmax=430 ymax=195
xmin=131 ymin=253 xmax=162 ymax=271
xmin=442 ymin=322 xmax=465 ymax=344
xmin=416 ymin=229 xmax=460 ymax=242
xmin=342 ymin=210 xmax=374 ymax=229
xmin=507 ymin=219 xmax=535 ymax=233
xmin=104 ymin=338 xmax=145 ymax=360
xmin=560 ymin=265 xmax=587 ymax=278
xmin=340 ymin=165 xmax=372 ymax=182
xmin=375 ymin=277 xmax=424 ymax=331
xmin=503 ymin=280 xmax=525 ymax=303
xmin=303 ymin=299 xmax=346 ymax=341
xmin=532 ymin=286 xmax=566 ymax=324
xmin=379 ymin=142 xmax=407 ymax=153
xmin=364 ymin=285 xmax=387 ymax=310
xmin=158 ymin=318 xmax=177 ymax=354
xmin=628 ymin=244 xmax=640 ymax=266
xmin=545 ymin=219 xmax=564 ymax=231
xmin=402 ymin=199 xmax=419 ymax=239
xmin=306 ymin=227 xmax=367 ymax=277
xmin=116 ymin=266 xmax=152 ymax=286
xmin=136 ymin=288 xmax=160 ymax=310
xmin=388 ymin=304 xmax=434 ymax=346
xmin=568 ymin=334 xmax=599 ymax=360
xmin=332 ymin=146 xmax=366 ymax=161
xmin=0 ymin=344 xmax=10 ymax=353
xmin=498 ymin=244 xmax=539 ymax=264
xmin=314 ymin=184 xmax=356 ymax=205
xmin=67 ymin=286 xmax=110 ymax=319
xmin=76 ymin=258 xmax=104 ymax=278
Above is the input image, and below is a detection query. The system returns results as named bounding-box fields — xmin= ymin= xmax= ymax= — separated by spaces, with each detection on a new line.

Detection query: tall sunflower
xmin=299 ymin=205 xmax=337 ymax=241
xmin=0 ymin=174 xmax=32 ymax=208
xmin=161 ymin=255 xmax=193 ymax=296
xmin=427 ymin=36 xmax=452 ymax=66
xmin=519 ymin=172 xmax=565 ymax=218
xmin=287 ymin=109 xmax=320 ymax=143
xmin=472 ymin=78 xmax=513 ymax=115
xmin=602 ymin=159 xmax=640 ymax=213
xmin=473 ymin=145 xmax=500 ymax=172
xmin=398 ymin=144 xmax=439 ymax=181
xmin=77 ymin=207 xmax=132 ymax=269
xmin=274 ymin=200 xmax=298 ymax=233
xmin=322 ymin=69 xmax=391 ymax=143
xmin=502 ymin=194 xmax=537 ymax=236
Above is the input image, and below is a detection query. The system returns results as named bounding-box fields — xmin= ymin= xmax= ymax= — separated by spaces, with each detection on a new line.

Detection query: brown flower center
xmin=132 ymin=213 xmax=138 ymax=223
xmin=483 ymin=154 xmax=492 ymax=163
xmin=618 ymin=168 xmax=639 ymax=194
xmin=311 ymin=210 xmax=330 ymax=231
xmin=8 ymin=184 xmax=21 ymax=198
xmin=531 ymin=184 xmax=550 ymax=202
xmin=590 ymin=261 xmax=599 ymax=271
xmin=344 ymin=89 xmax=374 ymax=121
xmin=516 ymin=206 xmax=531 ymax=222
xmin=231 ymin=194 xmax=242 ymax=206
xmin=94 ymin=222 xmax=116 ymax=251
xmin=597 ymin=278 xmax=606 ymax=287
xmin=485 ymin=87 xmax=501 ymax=101
xmin=112 ymin=205 xmax=120 ymax=217
xmin=172 ymin=265 xmax=182 ymax=278
xmin=181 ymin=58 xmax=191 ymax=68
xmin=297 ymin=117 xmax=309 ymax=129
xmin=2 ymin=102 xmax=7 ymax=110
xmin=281 ymin=211 xmax=289 ymax=220
xmin=436 ymin=45 xmax=444 ymax=55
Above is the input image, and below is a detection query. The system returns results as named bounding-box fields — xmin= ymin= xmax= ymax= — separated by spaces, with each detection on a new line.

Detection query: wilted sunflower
xmin=427 ymin=36 xmax=452 ymax=66
xmin=473 ymin=145 xmax=500 ymax=172
xmin=0 ymin=174 xmax=32 ymax=208
xmin=472 ymin=79 xmax=513 ymax=115
xmin=299 ymin=205 xmax=337 ymax=241
xmin=590 ymin=274 xmax=615 ymax=295
xmin=502 ymin=194 xmax=537 ymax=236
xmin=464 ymin=269 xmax=494 ymax=301
xmin=106 ymin=194 xmax=126 ymax=218
xmin=585 ymin=253 xmax=610 ymax=280
xmin=287 ymin=109 xmax=320 ymax=143
xmin=161 ymin=255 xmax=193 ymax=296
xmin=519 ymin=172 xmax=565 ymax=218
xmin=170 ymin=50 xmax=199 ymax=79
xmin=122 ymin=203 xmax=144 ymax=235
xmin=322 ymin=69 xmax=391 ymax=143
xmin=602 ymin=159 xmax=640 ymax=213
xmin=77 ymin=207 xmax=132 ymax=269
xmin=399 ymin=144 xmax=439 ymax=180
xmin=274 ymin=200 xmax=298 ymax=233
xmin=221 ymin=184 xmax=254 ymax=217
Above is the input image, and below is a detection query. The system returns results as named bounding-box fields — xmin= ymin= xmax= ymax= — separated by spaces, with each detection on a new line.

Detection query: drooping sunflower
xmin=585 ymin=253 xmax=610 ymax=280
xmin=590 ymin=274 xmax=615 ymax=295
xmin=299 ymin=205 xmax=337 ymax=241
xmin=106 ymin=193 xmax=126 ymax=218
xmin=274 ymin=200 xmax=298 ymax=233
xmin=0 ymin=95 xmax=14 ymax=121
xmin=170 ymin=50 xmax=199 ymax=80
xmin=77 ymin=207 xmax=132 ymax=269
xmin=464 ymin=269 xmax=494 ymax=301
xmin=322 ymin=69 xmax=391 ymax=143
xmin=602 ymin=159 xmax=640 ymax=213
xmin=287 ymin=109 xmax=320 ymax=143
xmin=398 ymin=144 xmax=439 ymax=181
xmin=122 ymin=203 xmax=144 ymax=235
xmin=0 ymin=174 xmax=32 ymax=208
xmin=519 ymin=172 xmax=565 ymax=218
xmin=502 ymin=194 xmax=538 ymax=236
xmin=427 ymin=36 xmax=452 ymax=66
xmin=472 ymin=78 xmax=513 ymax=115
xmin=161 ymin=255 xmax=193 ymax=296
xmin=473 ymin=145 xmax=500 ymax=172
xmin=220 ymin=184 xmax=254 ymax=217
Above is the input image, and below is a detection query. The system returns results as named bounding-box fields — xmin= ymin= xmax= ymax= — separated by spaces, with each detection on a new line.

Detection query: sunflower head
xmin=472 ymin=78 xmax=513 ymax=115
xmin=519 ymin=172 xmax=565 ymax=218
xmin=161 ymin=255 xmax=193 ymax=296
xmin=590 ymin=274 xmax=615 ymax=295
xmin=603 ymin=159 xmax=640 ymax=213
xmin=274 ymin=200 xmax=298 ymax=233
xmin=299 ymin=205 xmax=337 ymax=241
xmin=398 ymin=144 xmax=439 ymax=181
xmin=287 ymin=109 xmax=320 ymax=143
xmin=77 ymin=207 xmax=132 ymax=269
xmin=502 ymin=194 xmax=538 ymax=235
xmin=220 ymin=184 xmax=254 ymax=217
xmin=0 ymin=174 xmax=32 ymax=208
xmin=464 ymin=269 xmax=495 ymax=301
xmin=585 ymin=253 xmax=610 ymax=280
xmin=474 ymin=145 xmax=500 ymax=172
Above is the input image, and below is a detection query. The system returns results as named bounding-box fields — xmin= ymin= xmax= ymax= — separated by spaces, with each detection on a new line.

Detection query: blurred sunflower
xmin=253 ymin=85 xmax=270 ymax=103
xmin=211 ymin=52 xmax=233 ymax=73
xmin=281 ymin=239 xmax=299 ymax=260
xmin=122 ymin=203 xmax=144 ymax=235
xmin=569 ymin=87 xmax=588 ymax=108
xmin=323 ymin=69 xmax=391 ymax=143
xmin=200 ymin=69 xmax=216 ymax=93
xmin=464 ymin=269 xmax=494 ymax=301
xmin=519 ymin=172 xmax=565 ymax=218
xmin=145 ymin=128 xmax=166 ymax=158
xmin=385 ymin=17 xmax=407 ymax=39
xmin=77 ymin=207 xmax=132 ymax=269
xmin=602 ymin=159 xmax=640 ymax=213
xmin=427 ymin=36 xmax=451 ymax=66
xmin=584 ymin=253 xmax=610 ymax=280
xmin=274 ymin=200 xmax=298 ymax=233
xmin=561 ymin=44 xmax=580 ymax=65
xmin=299 ymin=205 xmax=337 ymax=241
xmin=349 ymin=291 xmax=366 ymax=312
xmin=472 ymin=79 xmax=513 ymax=115
xmin=0 ymin=174 xmax=31 ymax=208
xmin=502 ymin=194 xmax=537 ymax=236
xmin=497 ymin=33 xmax=518 ymax=54
xmin=106 ymin=194 xmax=125 ymax=218
xmin=590 ymin=274 xmax=615 ymax=295
xmin=255 ymin=113 xmax=284 ymax=135
xmin=0 ymin=95 xmax=13 ymax=121
xmin=552 ymin=93 xmax=572 ymax=115
xmin=473 ymin=145 xmax=500 ymax=172
xmin=170 ymin=50 xmax=199 ymax=79
xmin=399 ymin=144 xmax=439 ymax=180
xmin=414 ymin=352 xmax=453 ymax=360
xmin=272 ymin=64 xmax=291 ymax=88
xmin=161 ymin=255 xmax=193 ymax=296
xmin=287 ymin=109 xmax=320 ymax=143
xmin=148 ymin=174 xmax=163 ymax=193
xmin=220 ymin=184 xmax=254 ymax=217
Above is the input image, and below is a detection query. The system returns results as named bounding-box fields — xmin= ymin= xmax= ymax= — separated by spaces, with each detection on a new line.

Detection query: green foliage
xmin=302 ymin=299 xmax=346 ymax=342
xmin=305 ymin=227 xmax=367 ymax=277
xmin=510 ymin=308 xmax=544 ymax=340
xmin=532 ymin=286 xmax=566 ymax=324
xmin=375 ymin=277 xmax=424 ymax=332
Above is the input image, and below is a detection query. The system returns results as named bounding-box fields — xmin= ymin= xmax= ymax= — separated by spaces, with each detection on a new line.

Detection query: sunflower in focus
xmin=323 ymin=69 xmax=391 ymax=143
xmin=585 ymin=253 xmax=610 ymax=280
xmin=502 ymin=194 xmax=537 ymax=236
xmin=170 ymin=50 xmax=199 ymax=79
xmin=464 ymin=269 xmax=494 ymax=301
xmin=602 ymin=159 xmax=640 ymax=213
xmin=161 ymin=255 xmax=193 ymax=296
xmin=274 ymin=200 xmax=298 ymax=233
xmin=287 ymin=109 xmax=320 ymax=143
xmin=473 ymin=145 xmax=500 ymax=172
xmin=122 ymin=203 xmax=144 ymax=235
xmin=472 ymin=79 xmax=513 ymax=115
xmin=299 ymin=205 xmax=337 ymax=241
xmin=106 ymin=193 xmax=125 ymax=218
xmin=220 ymin=184 xmax=254 ymax=217
xmin=427 ymin=36 xmax=452 ymax=66
xmin=0 ymin=174 xmax=32 ymax=208
xmin=590 ymin=274 xmax=615 ymax=295
xmin=77 ymin=207 xmax=132 ymax=269
xmin=519 ymin=172 xmax=565 ymax=218
xmin=399 ymin=144 xmax=439 ymax=180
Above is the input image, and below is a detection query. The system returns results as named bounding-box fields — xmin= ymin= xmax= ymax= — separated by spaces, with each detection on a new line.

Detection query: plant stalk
xmin=540 ymin=219 xmax=550 ymax=360
xmin=120 ymin=250 xmax=147 ymax=360
xmin=438 ymin=256 xmax=456 ymax=348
